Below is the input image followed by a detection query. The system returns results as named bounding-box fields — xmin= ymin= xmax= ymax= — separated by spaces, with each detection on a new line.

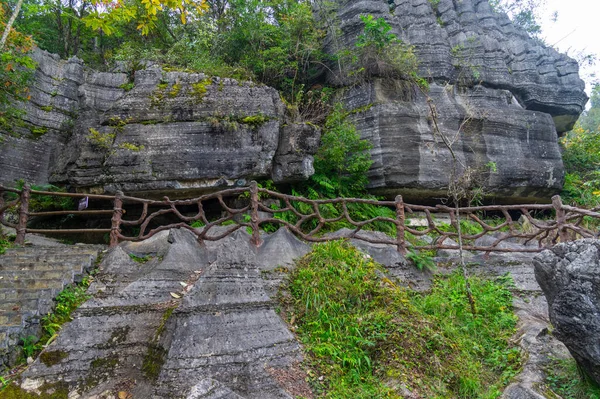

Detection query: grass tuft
xmin=286 ymin=240 xmax=521 ymax=398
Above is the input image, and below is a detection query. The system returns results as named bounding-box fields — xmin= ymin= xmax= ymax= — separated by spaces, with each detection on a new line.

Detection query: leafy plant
xmin=20 ymin=335 xmax=38 ymax=358
xmin=87 ymin=127 xmax=116 ymax=150
xmin=340 ymin=15 xmax=420 ymax=83
xmin=545 ymin=356 xmax=600 ymax=399
xmin=0 ymin=5 xmax=36 ymax=134
xmin=11 ymin=181 xmax=75 ymax=212
xmin=312 ymin=103 xmax=372 ymax=197
xmin=286 ymin=241 xmax=521 ymax=398
xmin=128 ymin=253 xmax=152 ymax=263
xmin=406 ymin=249 xmax=436 ymax=271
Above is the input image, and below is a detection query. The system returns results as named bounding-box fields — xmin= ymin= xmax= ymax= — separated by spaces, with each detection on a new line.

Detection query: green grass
xmin=0 ymin=233 xmax=12 ymax=255
xmin=546 ymin=357 xmax=600 ymax=399
xmin=285 ymin=240 xmax=521 ymax=398
xmin=128 ymin=253 xmax=152 ymax=263
xmin=16 ymin=276 xmax=93 ymax=364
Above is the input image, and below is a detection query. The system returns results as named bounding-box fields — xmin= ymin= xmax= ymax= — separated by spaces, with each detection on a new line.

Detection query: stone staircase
xmin=0 ymin=245 xmax=103 ymax=366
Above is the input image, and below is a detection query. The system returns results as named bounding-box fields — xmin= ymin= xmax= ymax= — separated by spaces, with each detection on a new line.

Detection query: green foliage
xmin=406 ymin=249 xmax=436 ymax=271
xmin=87 ymin=127 xmax=116 ymax=150
xmin=119 ymin=82 xmax=135 ymax=92
xmin=118 ymin=142 xmax=144 ymax=152
xmin=128 ymin=253 xmax=152 ymax=263
xmin=437 ymin=219 xmax=486 ymax=236
xmin=488 ymin=0 xmax=545 ymax=37
xmin=14 ymin=276 xmax=92 ymax=366
xmin=287 ymin=241 xmax=521 ymax=398
xmin=341 ymin=15 xmax=420 ymax=83
xmin=545 ymin=357 xmax=600 ymax=398
xmin=312 ymin=104 xmax=372 ymax=197
xmin=0 ymin=231 xmax=12 ymax=255
xmin=13 ymin=181 xmax=75 ymax=212
xmin=0 ymin=5 xmax=36 ymax=134
xmin=561 ymin=102 xmax=600 ymax=208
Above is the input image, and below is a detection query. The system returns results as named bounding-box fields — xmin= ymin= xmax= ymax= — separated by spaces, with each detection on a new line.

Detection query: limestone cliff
xmin=0 ymin=51 xmax=319 ymax=196
xmin=0 ymin=0 xmax=589 ymax=202
xmin=328 ymin=0 xmax=587 ymax=202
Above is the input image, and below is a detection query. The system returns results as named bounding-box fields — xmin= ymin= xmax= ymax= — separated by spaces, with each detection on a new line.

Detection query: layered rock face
xmin=0 ymin=51 xmax=82 ymax=186
xmin=0 ymin=50 xmax=320 ymax=196
xmin=18 ymin=228 xmax=312 ymax=399
xmin=12 ymin=227 xmax=576 ymax=398
xmin=0 ymin=0 xmax=589 ymax=202
xmin=534 ymin=239 xmax=600 ymax=386
xmin=329 ymin=0 xmax=588 ymax=202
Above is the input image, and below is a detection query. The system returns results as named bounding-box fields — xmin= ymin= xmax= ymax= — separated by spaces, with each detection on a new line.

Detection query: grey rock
xmin=186 ymin=379 xmax=244 ymax=399
xmin=534 ymin=239 xmax=600 ymax=385
xmin=501 ymin=296 xmax=571 ymax=399
xmin=0 ymin=50 xmax=320 ymax=194
xmin=272 ymin=123 xmax=321 ymax=183
xmin=18 ymin=228 xmax=306 ymax=398
xmin=326 ymin=0 xmax=587 ymax=202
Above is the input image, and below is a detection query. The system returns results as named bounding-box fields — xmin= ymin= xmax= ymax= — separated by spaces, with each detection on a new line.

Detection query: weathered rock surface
xmin=17 ymin=228 xmax=311 ymax=398
xmin=0 ymin=51 xmax=82 ymax=186
xmin=0 ymin=0 xmax=589 ymax=202
xmin=328 ymin=0 xmax=587 ymax=202
xmin=534 ymin=239 xmax=600 ymax=386
xmin=0 ymin=50 xmax=320 ymax=196
xmin=4 ymin=227 xmax=576 ymax=398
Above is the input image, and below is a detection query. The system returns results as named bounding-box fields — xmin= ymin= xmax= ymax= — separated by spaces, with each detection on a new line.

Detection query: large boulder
xmin=0 ymin=50 xmax=321 ymax=196
xmin=327 ymin=0 xmax=588 ymax=203
xmin=533 ymin=239 xmax=600 ymax=386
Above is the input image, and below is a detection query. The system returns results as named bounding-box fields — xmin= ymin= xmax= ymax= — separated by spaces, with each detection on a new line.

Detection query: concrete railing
xmin=1 ymin=182 xmax=599 ymax=254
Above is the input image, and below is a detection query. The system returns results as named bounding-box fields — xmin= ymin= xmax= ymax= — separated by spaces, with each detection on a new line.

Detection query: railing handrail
xmin=1 ymin=182 xmax=598 ymax=255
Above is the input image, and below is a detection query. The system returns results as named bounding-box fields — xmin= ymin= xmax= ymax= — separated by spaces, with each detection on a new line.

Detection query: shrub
xmin=311 ymin=103 xmax=372 ymax=197
xmin=339 ymin=15 xmax=420 ymax=83
xmin=286 ymin=241 xmax=521 ymax=398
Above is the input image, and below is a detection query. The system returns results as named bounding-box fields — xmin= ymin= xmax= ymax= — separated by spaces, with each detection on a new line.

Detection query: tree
xmin=489 ymin=0 xmax=546 ymax=36
xmin=560 ymin=84 xmax=600 ymax=207
xmin=84 ymin=0 xmax=208 ymax=36
xmin=0 ymin=2 xmax=36 ymax=132
xmin=0 ymin=0 xmax=23 ymax=51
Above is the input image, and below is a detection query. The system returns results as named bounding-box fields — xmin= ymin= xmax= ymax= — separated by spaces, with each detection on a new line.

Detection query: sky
xmin=539 ymin=0 xmax=600 ymax=96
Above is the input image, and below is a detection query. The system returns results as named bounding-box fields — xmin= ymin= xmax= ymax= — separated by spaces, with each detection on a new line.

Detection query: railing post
xmin=110 ymin=191 xmax=124 ymax=248
xmin=249 ymin=181 xmax=262 ymax=247
xmin=552 ymin=195 xmax=568 ymax=243
xmin=15 ymin=185 xmax=31 ymax=245
xmin=0 ymin=187 xmax=4 ymax=223
xmin=395 ymin=195 xmax=407 ymax=255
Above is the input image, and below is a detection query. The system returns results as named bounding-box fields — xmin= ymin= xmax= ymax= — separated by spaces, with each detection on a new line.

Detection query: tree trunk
xmin=0 ymin=0 xmax=25 ymax=51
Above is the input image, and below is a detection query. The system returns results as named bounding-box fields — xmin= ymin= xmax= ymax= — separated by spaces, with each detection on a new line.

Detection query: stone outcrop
xmin=0 ymin=50 xmax=321 ymax=196
xmin=15 ymin=228 xmax=312 ymax=398
xmin=328 ymin=0 xmax=588 ymax=202
xmin=0 ymin=0 xmax=589 ymax=202
xmin=534 ymin=239 xmax=600 ymax=386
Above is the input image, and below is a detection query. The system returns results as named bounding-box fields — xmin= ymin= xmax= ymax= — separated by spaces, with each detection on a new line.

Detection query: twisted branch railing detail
xmin=1 ymin=182 xmax=599 ymax=255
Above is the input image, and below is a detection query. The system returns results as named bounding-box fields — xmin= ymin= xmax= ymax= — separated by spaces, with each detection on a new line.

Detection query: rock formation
xmin=0 ymin=0 xmax=589 ymax=203
xmin=534 ymin=239 xmax=600 ymax=386
xmin=5 ymin=227 xmax=577 ymax=398
xmin=0 ymin=50 xmax=320 ymax=196
xmin=328 ymin=0 xmax=588 ymax=202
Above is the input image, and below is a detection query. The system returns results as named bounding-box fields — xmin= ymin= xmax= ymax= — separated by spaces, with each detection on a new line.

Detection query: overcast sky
xmin=539 ymin=0 xmax=599 ymax=95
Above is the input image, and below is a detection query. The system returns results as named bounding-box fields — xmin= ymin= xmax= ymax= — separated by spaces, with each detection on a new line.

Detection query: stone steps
xmin=0 ymin=245 xmax=103 ymax=365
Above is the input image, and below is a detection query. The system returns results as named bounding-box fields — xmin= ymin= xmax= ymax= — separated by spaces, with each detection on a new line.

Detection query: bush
xmin=311 ymin=103 xmax=372 ymax=197
xmin=286 ymin=241 xmax=521 ymax=398
xmin=338 ymin=15 xmax=420 ymax=84
xmin=561 ymin=123 xmax=600 ymax=207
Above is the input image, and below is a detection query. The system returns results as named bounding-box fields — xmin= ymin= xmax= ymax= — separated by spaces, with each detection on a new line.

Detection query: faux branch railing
xmin=1 ymin=182 xmax=599 ymax=254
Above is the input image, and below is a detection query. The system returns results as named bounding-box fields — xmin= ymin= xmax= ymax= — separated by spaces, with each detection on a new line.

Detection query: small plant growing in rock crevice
xmin=87 ymin=127 xmax=116 ymax=150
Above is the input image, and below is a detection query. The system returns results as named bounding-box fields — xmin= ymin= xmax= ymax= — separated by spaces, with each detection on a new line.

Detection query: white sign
xmin=78 ymin=197 xmax=89 ymax=211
